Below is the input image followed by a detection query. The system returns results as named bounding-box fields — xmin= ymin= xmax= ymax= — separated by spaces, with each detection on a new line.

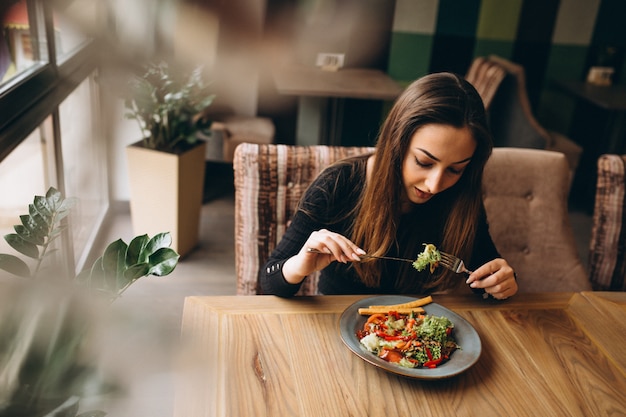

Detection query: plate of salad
xmin=339 ymin=295 xmax=481 ymax=379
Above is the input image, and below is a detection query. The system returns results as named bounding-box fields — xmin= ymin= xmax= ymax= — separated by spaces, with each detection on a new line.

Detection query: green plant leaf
xmin=45 ymin=186 xmax=63 ymax=211
xmin=29 ymin=203 xmax=52 ymax=227
xmin=33 ymin=193 xmax=54 ymax=218
xmin=101 ymin=239 xmax=135 ymax=293
xmin=147 ymin=247 xmax=180 ymax=276
xmin=123 ymin=263 xmax=150 ymax=281
xmin=101 ymin=239 xmax=128 ymax=276
xmin=145 ymin=232 xmax=172 ymax=255
xmin=0 ymin=187 xmax=86 ymax=280
xmin=14 ymin=224 xmax=45 ymax=245
xmin=5 ymin=233 xmax=39 ymax=259
xmin=0 ymin=253 xmax=31 ymax=277
xmin=28 ymin=210 xmax=49 ymax=232
xmin=126 ymin=234 xmax=149 ymax=265
xmin=20 ymin=214 xmax=47 ymax=238
xmin=125 ymin=61 xmax=215 ymax=151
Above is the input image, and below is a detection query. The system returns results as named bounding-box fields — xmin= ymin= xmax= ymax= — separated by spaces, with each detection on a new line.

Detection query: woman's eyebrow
xmin=417 ymin=148 xmax=472 ymax=164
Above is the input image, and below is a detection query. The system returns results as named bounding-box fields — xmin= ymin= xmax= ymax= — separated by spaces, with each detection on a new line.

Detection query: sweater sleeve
xmin=259 ymin=163 xmax=354 ymax=297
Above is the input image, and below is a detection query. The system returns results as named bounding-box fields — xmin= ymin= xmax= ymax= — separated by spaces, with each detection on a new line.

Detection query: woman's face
xmin=401 ymin=124 xmax=476 ymax=205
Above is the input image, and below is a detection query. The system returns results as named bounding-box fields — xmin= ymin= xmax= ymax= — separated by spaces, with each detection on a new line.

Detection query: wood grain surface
xmin=174 ymin=293 xmax=626 ymax=417
xmin=273 ymin=66 xmax=403 ymax=100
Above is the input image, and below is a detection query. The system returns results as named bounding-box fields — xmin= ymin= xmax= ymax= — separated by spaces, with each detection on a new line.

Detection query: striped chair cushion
xmin=589 ymin=154 xmax=626 ymax=291
xmin=233 ymin=143 xmax=375 ymax=295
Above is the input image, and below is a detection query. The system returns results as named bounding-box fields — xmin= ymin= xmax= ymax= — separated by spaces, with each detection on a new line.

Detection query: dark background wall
xmin=257 ymin=0 xmax=625 ymax=148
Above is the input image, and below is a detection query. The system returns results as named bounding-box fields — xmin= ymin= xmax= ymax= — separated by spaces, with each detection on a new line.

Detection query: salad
xmin=357 ymin=311 xmax=459 ymax=368
xmin=412 ymin=243 xmax=441 ymax=273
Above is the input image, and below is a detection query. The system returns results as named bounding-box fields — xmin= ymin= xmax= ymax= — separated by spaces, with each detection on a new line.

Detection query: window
xmin=0 ymin=0 xmax=106 ymax=276
xmin=0 ymin=0 xmax=46 ymax=87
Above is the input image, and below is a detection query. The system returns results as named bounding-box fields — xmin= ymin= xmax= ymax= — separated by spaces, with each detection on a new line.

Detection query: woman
xmin=260 ymin=72 xmax=518 ymax=299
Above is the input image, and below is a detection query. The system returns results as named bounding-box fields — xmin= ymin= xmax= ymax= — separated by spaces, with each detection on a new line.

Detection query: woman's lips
xmin=414 ymin=187 xmax=433 ymax=199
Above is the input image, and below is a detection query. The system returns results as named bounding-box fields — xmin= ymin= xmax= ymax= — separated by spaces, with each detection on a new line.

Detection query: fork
xmin=306 ymin=247 xmax=415 ymax=263
xmin=440 ymin=252 xmax=490 ymax=298
xmin=308 ymin=247 xmax=472 ymax=272
xmin=439 ymin=251 xmax=473 ymax=275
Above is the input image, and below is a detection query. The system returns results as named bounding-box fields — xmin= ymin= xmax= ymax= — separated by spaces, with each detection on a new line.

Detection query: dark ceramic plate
xmin=339 ymin=295 xmax=481 ymax=379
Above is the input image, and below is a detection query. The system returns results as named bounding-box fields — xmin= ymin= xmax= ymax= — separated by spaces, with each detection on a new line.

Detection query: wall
xmin=109 ymin=0 xmax=625 ymax=201
xmin=108 ymin=0 xmax=265 ymax=201
xmin=387 ymin=0 xmax=625 ymax=135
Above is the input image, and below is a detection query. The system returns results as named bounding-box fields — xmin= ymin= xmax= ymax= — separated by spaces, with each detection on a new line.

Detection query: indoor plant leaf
xmin=45 ymin=186 xmax=63 ymax=210
xmin=146 ymin=247 xmax=180 ymax=276
xmin=28 ymin=204 xmax=52 ymax=227
xmin=20 ymin=214 xmax=47 ymax=237
xmin=122 ymin=263 xmax=150 ymax=282
xmin=0 ymin=187 xmax=180 ymax=417
xmin=13 ymin=224 xmax=45 ymax=246
xmin=126 ymin=234 xmax=150 ymax=266
xmin=101 ymin=239 xmax=128 ymax=277
xmin=33 ymin=194 xmax=54 ymax=218
xmin=0 ymin=254 xmax=31 ymax=277
xmin=124 ymin=61 xmax=215 ymax=152
xmin=144 ymin=232 xmax=172 ymax=256
xmin=4 ymin=234 xmax=39 ymax=259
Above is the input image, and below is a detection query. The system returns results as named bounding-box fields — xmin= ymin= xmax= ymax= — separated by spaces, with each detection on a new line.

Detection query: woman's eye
xmin=415 ymin=157 xmax=465 ymax=175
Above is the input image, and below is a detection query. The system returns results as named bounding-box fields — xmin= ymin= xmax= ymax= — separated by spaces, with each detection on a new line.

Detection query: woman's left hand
xmin=466 ymin=258 xmax=518 ymax=299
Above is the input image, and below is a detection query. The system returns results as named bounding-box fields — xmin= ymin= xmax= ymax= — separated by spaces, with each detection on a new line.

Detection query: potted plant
xmin=0 ymin=187 xmax=180 ymax=416
xmin=124 ymin=61 xmax=216 ymax=257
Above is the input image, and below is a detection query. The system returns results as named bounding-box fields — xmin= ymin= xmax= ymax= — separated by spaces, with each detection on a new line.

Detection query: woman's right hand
xmin=281 ymin=229 xmax=366 ymax=284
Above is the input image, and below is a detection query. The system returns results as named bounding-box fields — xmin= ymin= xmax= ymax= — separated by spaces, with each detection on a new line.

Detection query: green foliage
xmin=0 ymin=187 xmax=180 ymax=301
xmin=0 ymin=187 xmax=76 ymax=278
xmin=124 ymin=61 xmax=216 ymax=152
xmin=75 ymin=234 xmax=180 ymax=302
xmin=0 ymin=187 xmax=180 ymax=416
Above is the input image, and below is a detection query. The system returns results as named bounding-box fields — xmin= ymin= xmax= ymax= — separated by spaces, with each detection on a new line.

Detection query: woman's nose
xmin=425 ymin=170 xmax=444 ymax=193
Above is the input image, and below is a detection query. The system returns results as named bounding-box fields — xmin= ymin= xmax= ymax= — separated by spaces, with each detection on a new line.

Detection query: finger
xmin=466 ymin=264 xmax=496 ymax=284
xmin=484 ymin=275 xmax=518 ymax=299
xmin=320 ymin=234 xmax=365 ymax=262
xmin=467 ymin=271 xmax=498 ymax=289
xmin=306 ymin=232 xmax=364 ymax=263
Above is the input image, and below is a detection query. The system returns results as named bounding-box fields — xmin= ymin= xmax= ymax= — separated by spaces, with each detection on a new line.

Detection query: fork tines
xmin=439 ymin=251 xmax=463 ymax=274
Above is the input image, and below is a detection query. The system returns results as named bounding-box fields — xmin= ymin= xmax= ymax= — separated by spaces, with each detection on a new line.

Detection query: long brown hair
xmin=351 ymin=72 xmax=493 ymax=291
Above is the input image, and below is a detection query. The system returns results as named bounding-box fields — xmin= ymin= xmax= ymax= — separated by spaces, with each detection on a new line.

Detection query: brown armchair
xmin=466 ymin=55 xmax=582 ymax=187
xmin=588 ymin=154 xmax=626 ymax=291
xmin=233 ymin=143 xmax=375 ymax=295
xmin=482 ymin=148 xmax=590 ymax=292
xmin=233 ymin=144 xmax=590 ymax=295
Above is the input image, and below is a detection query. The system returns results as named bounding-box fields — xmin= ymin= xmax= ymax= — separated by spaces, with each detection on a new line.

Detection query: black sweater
xmin=259 ymin=156 xmax=499 ymax=297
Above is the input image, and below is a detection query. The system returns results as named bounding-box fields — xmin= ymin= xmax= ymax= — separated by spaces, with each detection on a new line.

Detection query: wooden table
xmin=174 ymin=292 xmax=626 ymax=417
xmin=554 ymin=80 xmax=626 ymax=112
xmin=554 ymin=79 xmax=626 ymax=155
xmin=273 ymin=66 xmax=403 ymax=146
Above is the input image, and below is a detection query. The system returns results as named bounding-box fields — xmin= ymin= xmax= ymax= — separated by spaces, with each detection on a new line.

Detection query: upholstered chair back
xmin=233 ymin=143 xmax=374 ymax=295
xmin=465 ymin=56 xmax=507 ymax=109
xmin=233 ymin=144 xmax=591 ymax=295
xmin=588 ymin=154 xmax=626 ymax=291
xmin=483 ymin=148 xmax=590 ymax=292
xmin=466 ymin=56 xmax=582 ymax=188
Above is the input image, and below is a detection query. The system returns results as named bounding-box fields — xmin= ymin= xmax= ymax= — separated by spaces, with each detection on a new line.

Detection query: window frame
xmin=0 ymin=0 xmax=105 ymax=276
